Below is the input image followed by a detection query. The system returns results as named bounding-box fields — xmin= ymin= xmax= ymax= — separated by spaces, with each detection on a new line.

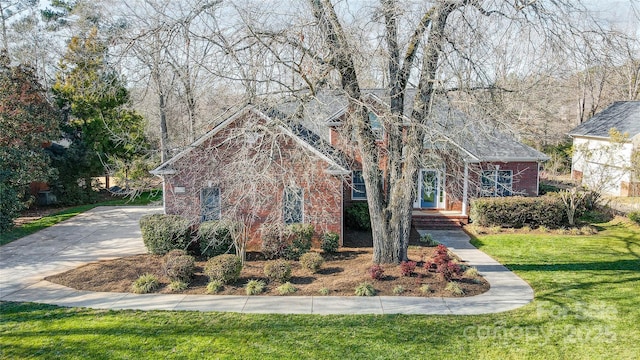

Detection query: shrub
xmin=245 ymin=279 xmax=266 ymax=295
xmin=321 ymin=231 xmax=340 ymax=253
xmin=400 ymin=261 xmax=417 ymax=277
xmin=392 ymin=285 xmax=405 ymax=295
xmin=198 ymin=220 xmax=237 ymax=259
xmin=629 ymin=211 xmax=640 ymax=225
xmin=368 ymin=265 xmax=385 ymax=280
xmin=580 ymin=226 xmax=598 ymax=235
xmin=424 ymin=244 xmax=463 ymax=281
xmin=470 ymin=195 xmax=567 ymax=229
xmin=168 ymin=280 xmax=188 ymax=292
xmin=344 ymin=202 xmax=371 ymax=230
xmin=0 ymin=183 xmax=23 ymax=233
xmin=264 ymin=259 xmax=292 ymax=283
xmin=261 ymin=223 xmax=314 ymax=260
xmin=354 ymin=282 xmax=376 ymax=296
xmin=131 ymin=273 xmax=159 ymax=294
xmin=261 ymin=224 xmax=289 ymax=259
xmin=464 ymin=267 xmax=479 ymax=278
xmin=139 ymin=214 xmax=192 ymax=255
xmin=318 ymin=287 xmax=330 ymax=296
xmin=300 ymin=252 xmax=324 ymax=273
xmin=419 ymin=284 xmax=431 ymax=295
xmin=277 ymin=282 xmax=297 ymax=295
xmin=162 ymin=250 xmax=195 ymax=282
xmin=204 ymin=254 xmax=242 ymax=284
xmin=418 ymin=233 xmax=439 ymax=246
xmin=445 ymin=281 xmax=464 ymax=296
xmin=206 ymin=280 xmax=224 ymax=294
xmin=283 ymin=223 xmax=314 ymax=260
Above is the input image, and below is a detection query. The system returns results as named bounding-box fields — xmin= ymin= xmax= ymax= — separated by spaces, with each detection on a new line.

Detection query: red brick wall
xmin=468 ymin=161 xmax=541 ymax=197
xmin=163 ymin=113 xmax=343 ymax=247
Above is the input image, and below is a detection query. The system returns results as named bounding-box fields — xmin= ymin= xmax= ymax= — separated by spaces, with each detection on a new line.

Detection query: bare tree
xmin=231 ymin=0 xmax=625 ymax=263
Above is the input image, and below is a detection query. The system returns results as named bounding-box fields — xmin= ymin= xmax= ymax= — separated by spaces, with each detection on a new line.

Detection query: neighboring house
xmin=151 ymin=90 xmax=548 ymax=244
xmin=569 ymin=101 xmax=640 ymax=196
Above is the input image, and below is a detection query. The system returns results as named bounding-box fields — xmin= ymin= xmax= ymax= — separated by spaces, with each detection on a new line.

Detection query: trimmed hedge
xmin=261 ymin=223 xmax=314 ymax=260
xmin=204 ymin=254 xmax=243 ymax=284
xmin=162 ymin=250 xmax=195 ymax=282
xmin=198 ymin=220 xmax=237 ymax=259
xmin=139 ymin=214 xmax=192 ymax=255
xmin=470 ymin=195 xmax=567 ymax=228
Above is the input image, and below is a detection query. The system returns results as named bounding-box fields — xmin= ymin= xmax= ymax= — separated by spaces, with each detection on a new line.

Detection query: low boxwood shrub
xmin=629 ymin=211 xmax=640 ymax=225
xmin=139 ymin=214 xmax=192 ymax=255
xmin=263 ymin=259 xmax=292 ymax=283
xmin=131 ymin=273 xmax=160 ymax=294
xmin=162 ymin=250 xmax=195 ymax=282
xmin=470 ymin=195 xmax=567 ymax=228
xmin=321 ymin=231 xmax=339 ymax=253
xmin=197 ymin=220 xmax=237 ymax=259
xmin=344 ymin=202 xmax=371 ymax=230
xmin=204 ymin=254 xmax=242 ymax=284
xmin=300 ymin=252 xmax=324 ymax=273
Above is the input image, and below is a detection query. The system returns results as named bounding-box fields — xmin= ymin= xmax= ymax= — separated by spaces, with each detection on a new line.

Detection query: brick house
xmin=151 ymin=90 xmax=548 ymax=244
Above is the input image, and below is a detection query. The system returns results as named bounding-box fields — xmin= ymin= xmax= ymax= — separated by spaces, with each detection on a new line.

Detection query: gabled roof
xmin=151 ymin=106 xmax=350 ymax=176
xmin=305 ymin=88 xmax=549 ymax=163
xmin=568 ymin=101 xmax=640 ymax=139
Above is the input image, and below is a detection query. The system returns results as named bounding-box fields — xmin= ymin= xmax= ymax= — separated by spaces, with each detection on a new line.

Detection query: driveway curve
xmin=0 ymin=206 xmax=533 ymax=314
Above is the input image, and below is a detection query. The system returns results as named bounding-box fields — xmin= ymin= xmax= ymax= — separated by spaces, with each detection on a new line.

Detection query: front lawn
xmin=1 ymin=218 xmax=638 ymax=359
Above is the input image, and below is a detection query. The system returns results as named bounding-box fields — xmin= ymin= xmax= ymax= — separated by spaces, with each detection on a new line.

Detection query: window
xmin=481 ymin=170 xmax=513 ymax=197
xmin=368 ymin=112 xmax=383 ymax=139
xmin=201 ymin=187 xmax=221 ymax=221
xmin=352 ymin=170 xmax=367 ymax=200
xmin=283 ymin=187 xmax=303 ymax=224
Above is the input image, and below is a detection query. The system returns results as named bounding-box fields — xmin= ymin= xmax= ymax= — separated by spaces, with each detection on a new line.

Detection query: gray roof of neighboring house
xmin=568 ymin=101 xmax=640 ymax=139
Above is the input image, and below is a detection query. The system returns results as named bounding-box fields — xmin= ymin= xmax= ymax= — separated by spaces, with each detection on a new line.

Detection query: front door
xmin=420 ymin=170 xmax=438 ymax=208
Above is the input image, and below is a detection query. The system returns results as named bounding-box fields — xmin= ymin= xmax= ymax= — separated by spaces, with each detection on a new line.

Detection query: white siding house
xmin=569 ymin=101 xmax=640 ymax=196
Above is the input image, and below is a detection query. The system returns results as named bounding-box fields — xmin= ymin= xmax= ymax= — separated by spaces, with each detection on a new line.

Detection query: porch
xmin=411 ymin=209 xmax=469 ymax=230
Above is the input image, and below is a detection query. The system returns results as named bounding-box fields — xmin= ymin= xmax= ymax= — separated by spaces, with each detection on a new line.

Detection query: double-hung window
xmin=481 ymin=170 xmax=513 ymax=196
xmin=283 ymin=186 xmax=303 ymax=224
xmin=201 ymin=187 xmax=221 ymax=221
xmin=352 ymin=170 xmax=367 ymax=200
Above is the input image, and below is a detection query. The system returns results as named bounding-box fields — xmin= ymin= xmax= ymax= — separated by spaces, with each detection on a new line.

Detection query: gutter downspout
xmin=461 ymin=161 xmax=469 ymax=216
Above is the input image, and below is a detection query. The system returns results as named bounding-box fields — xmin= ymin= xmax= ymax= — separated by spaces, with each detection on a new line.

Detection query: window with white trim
xmin=352 ymin=170 xmax=367 ymax=200
xmin=283 ymin=187 xmax=303 ymax=224
xmin=201 ymin=187 xmax=221 ymax=221
xmin=481 ymin=170 xmax=513 ymax=196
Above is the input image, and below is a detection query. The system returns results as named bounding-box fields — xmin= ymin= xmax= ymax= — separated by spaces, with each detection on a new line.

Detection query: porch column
xmin=461 ymin=162 xmax=469 ymax=216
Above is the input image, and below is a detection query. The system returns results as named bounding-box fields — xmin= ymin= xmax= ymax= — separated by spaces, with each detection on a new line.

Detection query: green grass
xmin=0 ymin=191 xmax=161 ymax=246
xmin=1 ymin=218 xmax=639 ymax=359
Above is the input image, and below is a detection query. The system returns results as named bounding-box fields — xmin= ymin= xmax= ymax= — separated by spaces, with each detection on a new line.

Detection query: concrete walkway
xmin=0 ymin=206 xmax=533 ymax=315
